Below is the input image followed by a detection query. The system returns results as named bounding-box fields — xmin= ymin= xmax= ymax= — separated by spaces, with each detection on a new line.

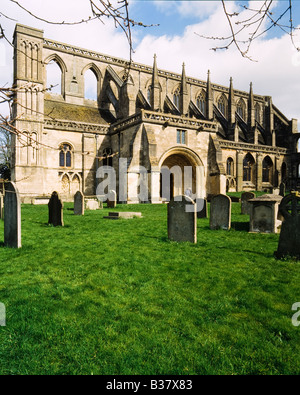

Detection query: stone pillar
xmin=150 ymin=54 xmax=161 ymax=111
xmin=228 ymin=77 xmax=235 ymax=126
xmin=120 ymin=78 xmax=136 ymax=118
xmin=180 ymin=63 xmax=189 ymax=115
xmin=248 ymin=82 xmax=255 ymax=129
xmin=256 ymin=153 xmax=263 ymax=191
xmin=206 ymin=70 xmax=213 ymax=120
xmin=82 ymin=134 xmax=96 ymax=196
xmin=236 ymin=151 xmax=244 ymax=192
xmin=150 ymin=170 xmax=161 ymax=204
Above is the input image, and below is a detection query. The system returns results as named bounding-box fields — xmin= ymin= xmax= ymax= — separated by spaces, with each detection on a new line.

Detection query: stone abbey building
xmin=11 ymin=24 xmax=300 ymax=202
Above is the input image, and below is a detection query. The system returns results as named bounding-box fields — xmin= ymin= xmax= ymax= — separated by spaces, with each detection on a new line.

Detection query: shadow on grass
xmin=40 ymin=223 xmax=71 ymax=228
xmin=231 ymin=221 xmax=249 ymax=232
xmin=242 ymin=249 xmax=276 ymax=259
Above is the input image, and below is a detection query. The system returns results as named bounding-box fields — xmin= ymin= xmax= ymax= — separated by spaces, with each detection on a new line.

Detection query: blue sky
xmin=1 ymin=1 xmax=300 ymax=121
xmin=130 ymin=1 xmax=300 ymax=41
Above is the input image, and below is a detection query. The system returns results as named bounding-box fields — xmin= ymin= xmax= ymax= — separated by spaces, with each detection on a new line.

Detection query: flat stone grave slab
xmin=104 ymin=212 xmax=142 ymax=219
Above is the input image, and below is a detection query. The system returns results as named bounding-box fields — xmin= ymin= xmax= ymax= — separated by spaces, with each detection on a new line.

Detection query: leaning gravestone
xmin=168 ymin=195 xmax=197 ymax=243
xmin=210 ymin=194 xmax=231 ymax=230
xmin=4 ymin=182 xmax=21 ymax=248
xmin=107 ymin=190 xmax=117 ymax=208
xmin=48 ymin=191 xmax=64 ymax=227
xmin=196 ymin=197 xmax=208 ymax=218
xmin=275 ymin=191 xmax=300 ymax=259
xmin=241 ymin=192 xmax=255 ymax=215
xmin=74 ymin=191 xmax=84 ymax=216
xmin=279 ymin=182 xmax=286 ymax=197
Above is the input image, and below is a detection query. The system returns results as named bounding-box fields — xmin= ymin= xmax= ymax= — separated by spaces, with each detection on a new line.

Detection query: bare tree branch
xmin=195 ymin=0 xmax=300 ymax=61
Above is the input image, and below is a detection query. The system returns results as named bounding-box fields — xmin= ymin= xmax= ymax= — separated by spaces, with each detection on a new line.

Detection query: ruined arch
xmin=44 ymin=54 xmax=67 ymax=96
xmin=81 ymin=63 xmax=102 ymax=101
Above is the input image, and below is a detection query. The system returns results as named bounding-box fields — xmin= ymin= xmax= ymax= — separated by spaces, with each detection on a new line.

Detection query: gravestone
xmin=248 ymin=194 xmax=282 ymax=233
xmin=0 ymin=192 xmax=3 ymax=219
xmin=74 ymin=191 xmax=84 ymax=215
xmin=48 ymin=191 xmax=64 ymax=227
xmin=4 ymin=182 xmax=21 ymax=248
xmin=241 ymin=192 xmax=255 ymax=215
xmin=196 ymin=198 xmax=208 ymax=218
xmin=279 ymin=182 xmax=286 ymax=197
xmin=107 ymin=190 xmax=117 ymax=208
xmin=210 ymin=194 xmax=231 ymax=230
xmin=85 ymin=197 xmax=100 ymax=210
xmin=168 ymin=195 xmax=197 ymax=243
xmin=275 ymin=192 xmax=300 ymax=258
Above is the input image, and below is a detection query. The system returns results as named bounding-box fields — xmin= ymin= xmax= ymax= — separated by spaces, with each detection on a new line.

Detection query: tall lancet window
xmin=173 ymin=87 xmax=180 ymax=109
xmin=196 ymin=91 xmax=206 ymax=114
xmin=237 ymin=99 xmax=246 ymax=120
xmin=217 ymin=95 xmax=227 ymax=118
xmin=59 ymin=144 xmax=73 ymax=168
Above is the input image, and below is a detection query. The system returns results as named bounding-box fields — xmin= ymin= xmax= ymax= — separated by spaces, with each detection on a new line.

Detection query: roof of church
xmin=44 ymin=97 xmax=115 ymax=125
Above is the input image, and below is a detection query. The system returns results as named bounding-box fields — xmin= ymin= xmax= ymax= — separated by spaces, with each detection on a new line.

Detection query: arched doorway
xmin=159 ymin=147 xmax=204 ymax=201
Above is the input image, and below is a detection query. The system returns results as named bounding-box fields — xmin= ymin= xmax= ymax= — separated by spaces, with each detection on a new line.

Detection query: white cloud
xmin=133 ymin=1 xmax=300 ymax=122
xmin=0 ymin=0 xmax=299 ymax=124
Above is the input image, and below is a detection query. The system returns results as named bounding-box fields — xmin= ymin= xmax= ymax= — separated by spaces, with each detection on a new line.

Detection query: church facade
xmin=11 ymin=24 xmax=299 ymax=202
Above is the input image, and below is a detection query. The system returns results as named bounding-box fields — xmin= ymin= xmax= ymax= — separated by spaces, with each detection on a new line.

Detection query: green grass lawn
xmin=0 ymin=201 xmax=299 ymax=375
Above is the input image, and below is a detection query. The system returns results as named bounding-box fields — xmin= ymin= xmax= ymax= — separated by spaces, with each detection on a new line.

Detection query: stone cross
xmin=48 ymin=191 xmax=64 ymax=227
xmin=4 ymin=182 xmax=21 ymax=248
xmin=241 ymin=192 xmax=255 ymax=215
xmin=168 ymin=195 xmax=197 ymax=243
xmin=210 ymin=194 xmax=231 ymax=230
xmin=275 ymin=191 xmax=300 ymax=259
xmin=107 ymin=190 xmax=117 ymax=208
xmin=74 ymin=191 xmax=84 ymax=215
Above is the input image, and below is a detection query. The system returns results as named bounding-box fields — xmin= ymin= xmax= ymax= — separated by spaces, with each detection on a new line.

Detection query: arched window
xmin=103 ymin=148 xmax=113 ymax=167
xmin=217 ymin=95 xmax=227 ymax=117
xmin=262 ymin=156 xmax=273 ymax=183
xmin=47 ymin=60 xmax=63 ymax=95
xmin=196 ymin=91 xmax=206 ymax=114
xmin=84 ymin=68 xmax=98 ymax=101
xmin=255 ymin=103 xmax=261 ymax=124
xmin=59 ymin=144 xmax=73 ymax=168
xmin=237 ymin=99 xmax=246 ymax=120
xmin=173 ymin=87 xmax=180 ymax=109
xmin=243 ymin=153 xmax=255 ymax=182
xmin=226 ymin=157 xmax=234 ymax=176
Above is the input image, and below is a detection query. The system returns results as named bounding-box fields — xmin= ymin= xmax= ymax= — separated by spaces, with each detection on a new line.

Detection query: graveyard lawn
xmin=0 ymin=202 xmax=299 ymax=375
